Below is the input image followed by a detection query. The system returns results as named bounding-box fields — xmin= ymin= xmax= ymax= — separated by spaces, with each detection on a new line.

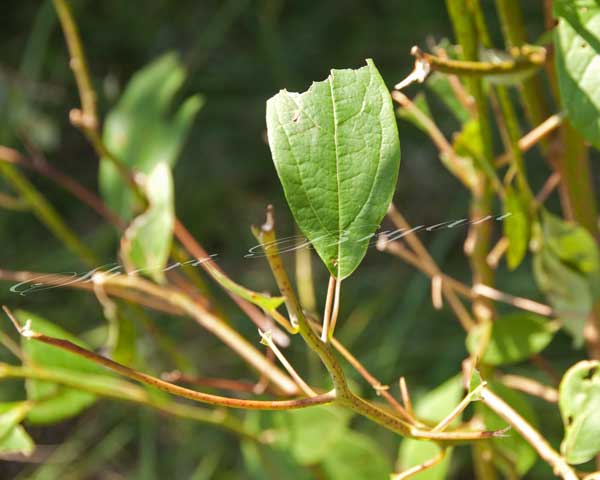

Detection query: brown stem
xmin=3 ymin=305 xmax=330 ymax=411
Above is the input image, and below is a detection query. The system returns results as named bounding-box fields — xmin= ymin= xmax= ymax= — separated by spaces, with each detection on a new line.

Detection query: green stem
xmin=252 ymin=206 xmax=504 ymax=443
xmin=446 ymin=0 xmax=496 ymax=325
xmin=0 ymin=162 xmax=97 ymax=266
xmin=52 ymin=0 xmax=98 ymax=130
xmin=494 ymin=0 xmax=550 ymax=135
xmin=418 ymin=46 xmax=545 ymax=77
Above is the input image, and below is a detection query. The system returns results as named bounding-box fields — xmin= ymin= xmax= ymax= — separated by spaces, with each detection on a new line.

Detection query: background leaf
xmin=266 ymin=59 xmax=401 ymax=279
xmin=100 ymin=52 xmax=203 ymax=219
xmin=554 ymin=0 xmax=600 ymax=149
xmin=120 ymin=162 xmax=175 ymax=283
xmin=559 ymin=360 xmax=600 ymax=464
xmin=533 ymin=211 xmax=600 ymax=345
xmin=503 ymin=186 xmax=530 ymax=270
xmin=321 ymin=431 xmax=391 ymax=479
xmin=397 ymin=375 xmax=463 ymax=479
xmin=16 ymin=310 xmax=107 ymax=424
xmin=466 ymin=313 xmax=557 ymax=365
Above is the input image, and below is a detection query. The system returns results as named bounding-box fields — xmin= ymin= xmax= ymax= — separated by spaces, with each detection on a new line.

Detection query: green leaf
xmin=397 ymin=375 xmax=463 ymax=479
xmin=0 ymin=401 xmax=32 ymax=441
xmin=272 ymin=406 xmax=352 ymax=465
xmin=16 ymin=310 xmax=106 ymax=424
xmin=559 ymin=360 xmax=600 ymax=464
xmin=266 ymin=59 xmax=401 ymax=279
xmin=452 ymin=120 xmax=484 ymax=166
xmin=503 ymin=186 xmax=530 ymax=270
xmin=322 ymin=431 xmax=391 ymax=479
xmin=542 ymin=211 xmax=600 ymax=275
xmin=477 ymin=382 xmax=537 ymax=475
xmin=533 ymin=247 xmax=590 ymax=346
xmin=0 ymin=425 xmax=34 ymax=456
xmin=533 ymin=212 xmax=600 ymax=346
xmin=121 ymin=162 xmax=175 ymax=283
xmin=554 ymin=0 xmax=600 ymax=149
xmin=466 ymin=313 xmax=557 ymax=365
xmin=100 ymin=52 xmax=203 ymax=219
xmin=204 ymin=263 xmax=285 ymax=313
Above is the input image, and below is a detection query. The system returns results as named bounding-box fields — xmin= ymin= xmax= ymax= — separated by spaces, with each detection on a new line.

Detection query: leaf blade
xmin=266 ymin=59 xmax=400 ymax=279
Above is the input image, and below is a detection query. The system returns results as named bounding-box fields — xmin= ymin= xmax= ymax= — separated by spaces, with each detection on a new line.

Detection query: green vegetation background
xmin=0 ymin=1 xmax=584 ymax=478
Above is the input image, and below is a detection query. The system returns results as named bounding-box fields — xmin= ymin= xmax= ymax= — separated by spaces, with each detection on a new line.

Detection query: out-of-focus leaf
xmin=204 ymin=263 xmax=285 ymax=312
xmin=272 ymin=406 xmax=352 ymax=465
xmin=121 ymin=163 xmax=175 ymax=283
xmin=503 ymin=185 xmax=530 ymax=270
xmin=266 ymin=59 xmax=401 ymax=279
xmin=559 ymin=360 xmax=600 ymax=464
xmin=533 ymin=212 xmax=600 ymax=346
xmin=453 ymin=120 xmax=484 ymax=164
xmin=322 ymin=431 xmax=391 ymax=479
xmin=16 ymin=310 xmax=106 ymax=424
xmin=396 ymin=92 xmax=433 ymax=132
xmin=0 ymin=425 xmax=34 ymax=456
xmin=241 ymin=412 xmax=313 ymax=480
xmin=554 ymin=0 xmax=600 ymax=148
xmin=542 ymin=211 xmax=600 ymax=275
xmin=397 ymin=375 xmax=463 ymax=479
xmin=0 ymin=401 xmax=32 ymax=441
xmin=477 ymin=382 xmax=537 ymax=475
xmin=100 ymin=52 xmax=203 ymax=219
xmin=533 ymin=247 xmax=591 ymax=346
xmin=466 ymin=313 xmax=557 ymax=366
xmin=426 ymin=72 xmax=470 ymax=123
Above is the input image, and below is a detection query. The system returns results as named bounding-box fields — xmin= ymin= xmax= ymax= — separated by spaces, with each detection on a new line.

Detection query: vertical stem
xmin=494 ymin=0 xmax=550 ymax=137
xmin=446 ymin=0 xmax=495 ymax=323
xmin=52 ymin=0 xmax=98 ymax=129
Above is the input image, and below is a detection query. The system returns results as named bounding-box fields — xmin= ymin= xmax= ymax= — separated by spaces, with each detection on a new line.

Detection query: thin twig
xmin=496 ymin=113 xmax=564 ymax=167
xmin=3 ymin=305 xmax=331 ymax=411
xmin=321 ymin=275 xmax=335 ymax=342
xmin=480 ymin=386 xmax=578 ymax=480
xmin=161 ymin=371 xmax=258 ymax=394
xmin=258 ymin=329 xmax=317 ymax=397
xmin=496 ymin=373 xmax=558 ymax=403
xmin=399 ymin=377 xmax=415 ymax=419
xmin=392 ymin=448 xmax=447 ymax=480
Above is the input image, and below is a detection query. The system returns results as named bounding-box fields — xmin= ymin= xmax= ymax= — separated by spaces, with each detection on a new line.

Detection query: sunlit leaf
xmin=0 ymin=425 xmax=34 ymax=456
xmin=559 ymin=360 xmax=600 ymax=464
xmin=100 ymin=52 xmax=203 ymax=219
xmin=121 ymin=162 xmax=175 ymax=283
xmin=0 ymin=401 xmax=32 ymax=441
xmin=554 ymin=0 xmax=600 ymax=148
xmin=266 ymin=59 xmax=401 ymax=279
xmin=466 ymin=313 xmax=557 ymax=365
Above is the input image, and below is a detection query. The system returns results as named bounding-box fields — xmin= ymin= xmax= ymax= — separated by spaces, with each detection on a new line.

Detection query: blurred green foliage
xmin=0 ymin=0 xmax=595 ymax=478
